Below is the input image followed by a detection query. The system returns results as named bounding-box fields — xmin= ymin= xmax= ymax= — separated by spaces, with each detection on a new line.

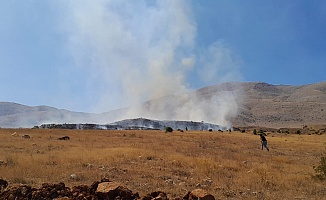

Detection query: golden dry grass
xmin=0 ymin=128 xmax=325 ymax=199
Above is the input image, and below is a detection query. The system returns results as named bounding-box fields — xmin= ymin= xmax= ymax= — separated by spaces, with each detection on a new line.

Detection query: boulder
xmin=183 ymin=189 xmax=215 ymax=200
xmin=96 ymin=181 xmax=139 ymax=200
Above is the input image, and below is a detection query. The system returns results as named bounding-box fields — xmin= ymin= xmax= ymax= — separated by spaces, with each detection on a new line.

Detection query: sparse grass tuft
xmin=5 ymin=155 xmax=18 ymax=167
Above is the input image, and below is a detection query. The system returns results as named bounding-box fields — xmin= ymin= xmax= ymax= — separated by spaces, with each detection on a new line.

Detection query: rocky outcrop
xmin=0 ymin=178 xmax=216 ymax=200
xmin=183 ymin=189 xmax=215 ymax=200
xmin=0 ymin=178 xmax=139 ymax=200
xmin=95 ymin=181 xmax=138 ymax=200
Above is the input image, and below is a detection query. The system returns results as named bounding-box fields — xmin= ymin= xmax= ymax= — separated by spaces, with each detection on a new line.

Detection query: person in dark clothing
xmin=260 ymin=134 xmax=269 ymax=151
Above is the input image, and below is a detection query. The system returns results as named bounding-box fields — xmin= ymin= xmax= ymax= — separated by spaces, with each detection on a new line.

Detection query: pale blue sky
xmin=0 ymin=1 xmax=325 ymax=113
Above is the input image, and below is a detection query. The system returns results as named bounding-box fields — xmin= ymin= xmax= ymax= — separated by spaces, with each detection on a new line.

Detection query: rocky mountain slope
xmin=1 ymin=81 xmax=325 ymax=128
xmin=233 ymin=82 xmax=326 ymax=128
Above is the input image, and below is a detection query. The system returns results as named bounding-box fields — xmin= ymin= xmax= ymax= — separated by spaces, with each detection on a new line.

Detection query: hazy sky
xmin=1 ymin=0 xmax=325 ymax=113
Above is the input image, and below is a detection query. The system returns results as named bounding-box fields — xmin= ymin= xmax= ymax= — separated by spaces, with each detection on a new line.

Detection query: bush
xmin=165 ymin=127 xmax=173 ymax=133
xmin=253 ymin=129 xmax=257 ymax=135
xmin=312 ymin=155 xmax=326 ymax=181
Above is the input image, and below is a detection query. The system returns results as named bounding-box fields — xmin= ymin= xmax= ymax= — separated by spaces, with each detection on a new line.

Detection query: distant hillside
xmin=1 ymin=81 xmax=325 ymax=128
xmin=231 ymin=82 xmax=326 ymax=128
xmin=0 ymin=102 xmax=100 ymax=128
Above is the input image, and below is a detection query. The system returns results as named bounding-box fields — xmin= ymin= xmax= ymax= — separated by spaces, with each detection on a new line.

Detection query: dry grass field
xmin=0 ymin=128 xmax=325 ymax=199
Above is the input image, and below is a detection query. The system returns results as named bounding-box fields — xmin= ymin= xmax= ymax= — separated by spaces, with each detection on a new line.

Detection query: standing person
xmin=260 ymin=134 xmax=270 ymax=151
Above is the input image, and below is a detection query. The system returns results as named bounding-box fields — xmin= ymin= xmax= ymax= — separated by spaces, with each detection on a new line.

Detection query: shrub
xmin=253 ymin=129 xmax=257 ymax=135
xmin=165 ymin=127 xmax=173 ymax=133
xmin=258 ymin=130 xmax=267 ymax=136
xmin=312 ymin=155 xmax=326 ymax=181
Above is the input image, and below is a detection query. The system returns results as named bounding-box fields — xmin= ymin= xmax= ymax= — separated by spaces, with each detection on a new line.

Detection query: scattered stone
xmin=222 ymin=190 xmax=236 ymax=198
xmin=0 ymin=178 xmax=8 ymax=189
xmin=70 ymin=174 xmax=77 ymax=180
xmin=0 ymin=160 xmax=5 ymax=165
xmin=53 ymin=197 xmax=71 ymax=200
xmin=58 ymin=136 xmax=70 ymax=140
xmin=22 ymin=134 xmax=31 ymax=139
xmin=11 ymin=132 xmax=18 ymax=137
xmin=183 ymin=189 xmax=215 ymax=200
xmin=142 ymin=191 xmax=168 ymax=200
xmin=0 ymin=178 xmax=215 ymax=200
xmin=1 ymin=184 xmax=33 ymax=200
xmin=202 ymin=178 xmax=213 ymax=185
xmin=96 ymin=181 xmax=139 ymax=200
xmin=100 ymin=177 xmax=111 ymax=183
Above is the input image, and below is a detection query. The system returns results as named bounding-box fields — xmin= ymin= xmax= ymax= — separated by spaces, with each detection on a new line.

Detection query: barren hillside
xmin=231 ymin=82 xmax=326 ymax=128
xmin=1 ymin=81 xmax=325 ymax=128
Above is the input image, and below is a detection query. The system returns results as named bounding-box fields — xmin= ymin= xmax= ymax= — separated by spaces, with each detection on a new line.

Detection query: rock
xmin=70 ymin=173 xmax=77 ymax=180
xmin=100 ymin=177 xmax=111 ymax=183
xmin=183 ymin=191 xmax=191 ymax=200
xmin=183 ymin=189 xmax=215 ymax=200
xmin=142 ymin=191 xmax=168 ymax=200
xmin=90 ymin=181 xmax=100 ymax=193
xmin=72 ymin=184 xmax=91 ymax=193
xmin=0 ymin=185 xmax=33 ymax=200
xmin=7 ymin=194 xmax=15 ymax=200
xmin=0 ymin=178 xmax=8 ymax=192
xmin=96 ymin=181 xmax=138 ymax=200
xmin=0 ymin=160 xmax=7 ymax=166
xmin=20 ymin=185 xmax=32 ymax=196
xmin=54 ymin=197 xmax=71 ymax=200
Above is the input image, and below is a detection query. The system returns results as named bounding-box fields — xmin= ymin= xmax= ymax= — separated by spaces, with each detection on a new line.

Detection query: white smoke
xmin=57 ymin=0 xmax=242 ymax=127
xmin=198 ymin=41 xmax=242 ymax=85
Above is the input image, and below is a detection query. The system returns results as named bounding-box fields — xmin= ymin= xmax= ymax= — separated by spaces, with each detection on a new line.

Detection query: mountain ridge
xmin=1 ymin=81 xmax=325 ymax=128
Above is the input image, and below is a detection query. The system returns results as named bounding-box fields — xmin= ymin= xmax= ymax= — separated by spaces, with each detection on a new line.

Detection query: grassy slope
xmin=0 ymin=129 xmax=325 ymax=199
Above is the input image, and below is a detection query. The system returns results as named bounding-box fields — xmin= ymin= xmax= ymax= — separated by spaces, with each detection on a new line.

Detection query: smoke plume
xmin=58 ymin=1 xmax=242 ymax=127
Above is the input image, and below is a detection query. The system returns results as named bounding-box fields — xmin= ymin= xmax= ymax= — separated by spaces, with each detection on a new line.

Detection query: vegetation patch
xmin=312 ymin=155 xmax=326 ymax=181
